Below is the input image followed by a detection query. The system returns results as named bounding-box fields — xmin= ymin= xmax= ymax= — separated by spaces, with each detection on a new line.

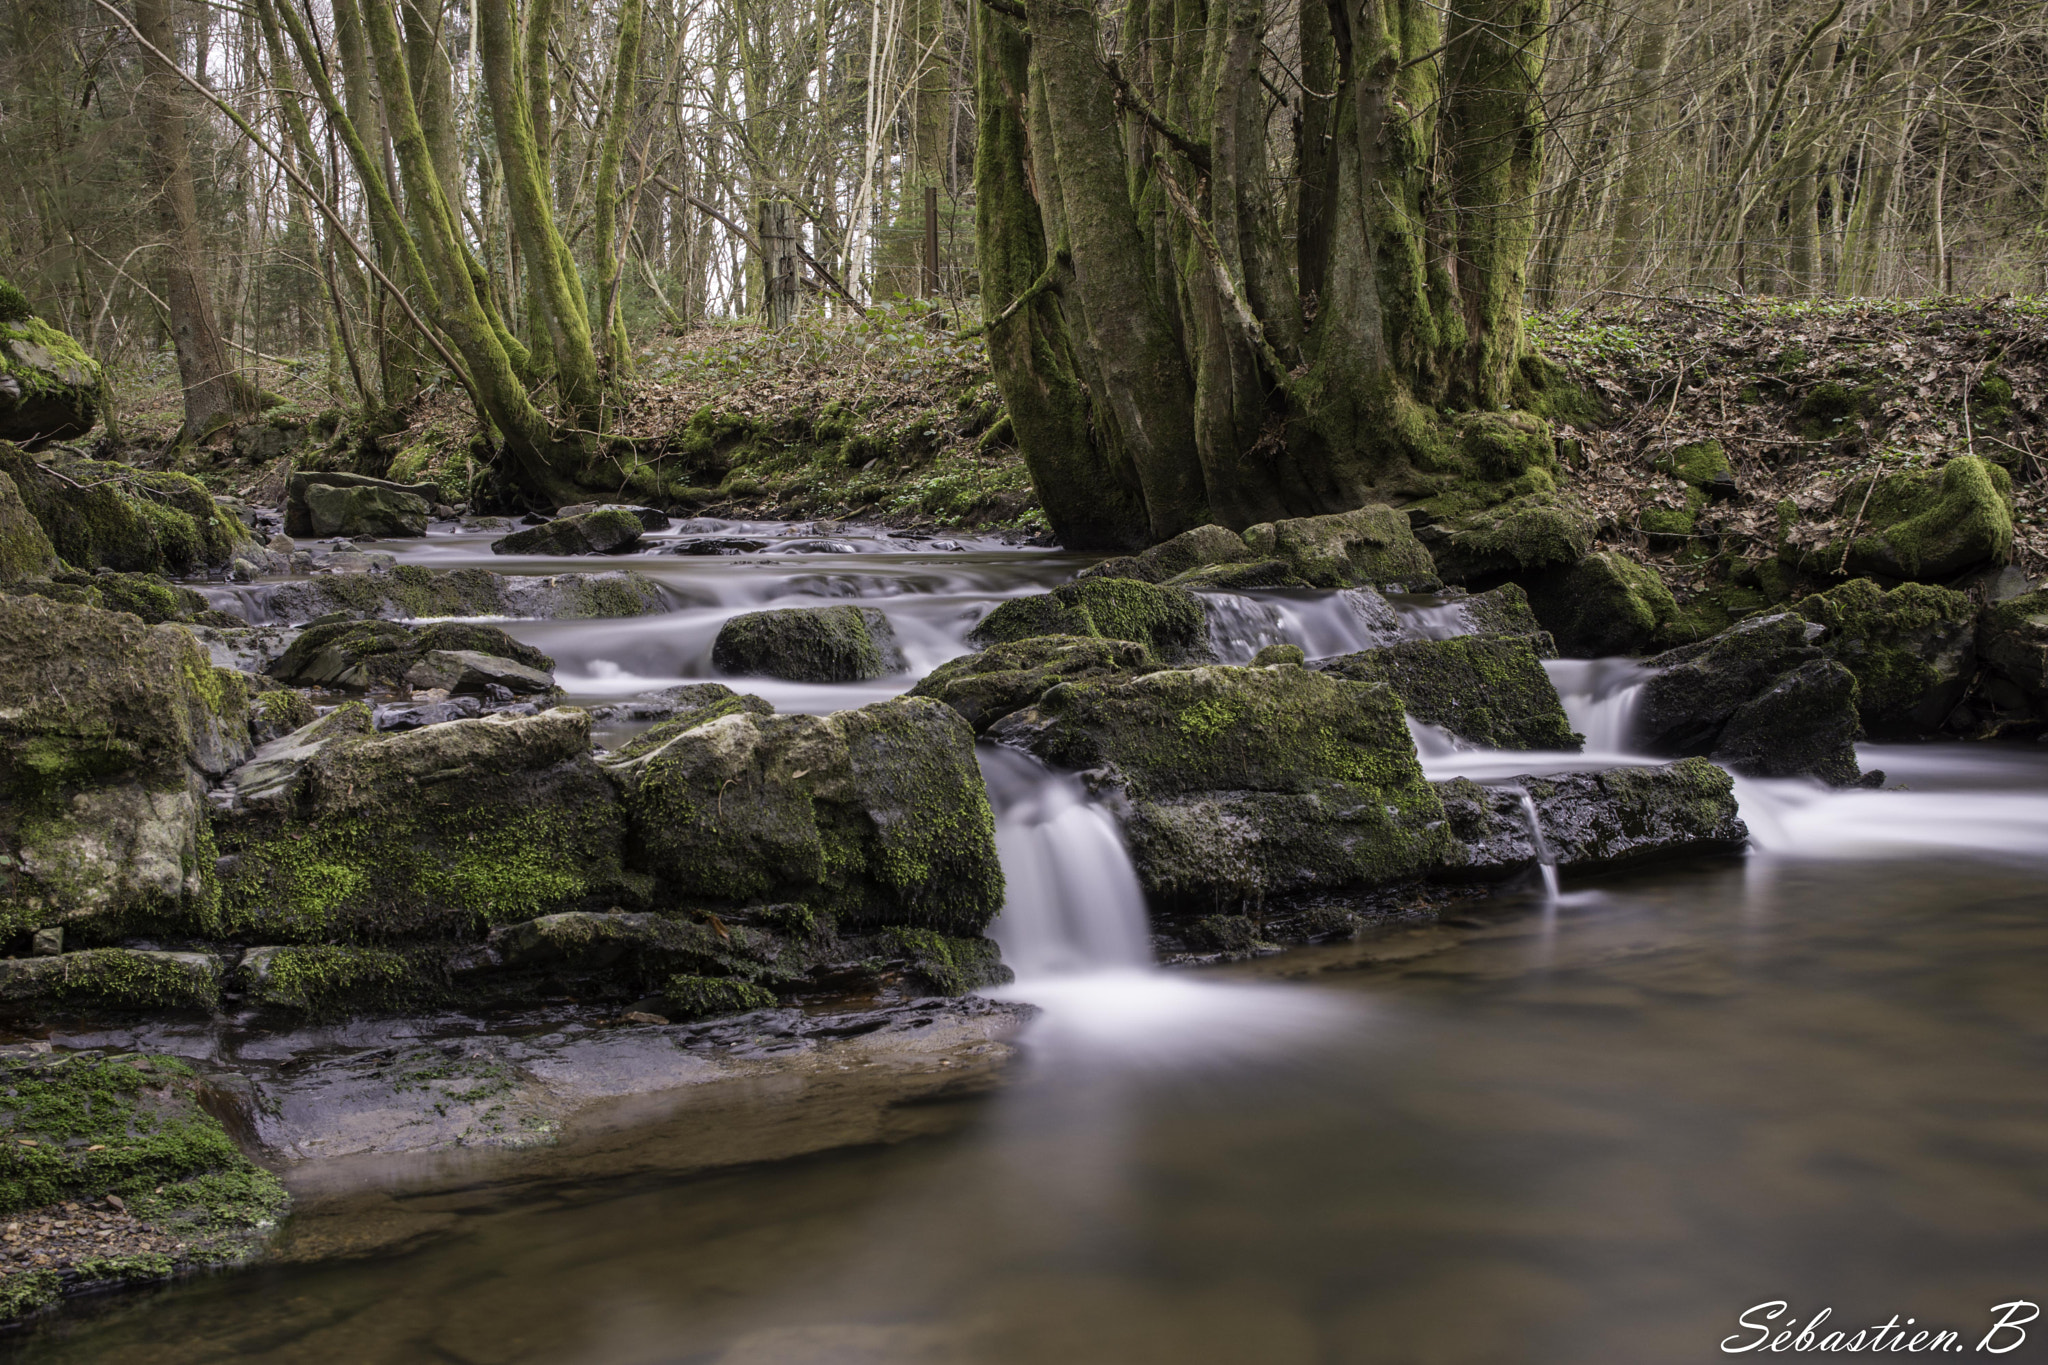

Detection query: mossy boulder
xmin=283 ymin=471 xmax=438 ymax=538
xmin=1654 ymin=439 xmax=1733 ymax=490
xmin=1436 ymin=759 xmax=1746 ymax=878
xmin=1315 ymin=637 xmax=1580 ymax=750
xmin=1457 ymin=411 xmax=1554 ymax=481
xmin=880 ymin=926 xmax=1011 ymax=995
xmin=247 ymin=687 xmax=317 ymax=744
xmin=712 ymin=605 xmax=905 ymax=682
xmin=1239 ymin=504 xmax=1439 ymax=589
xmin=1978 ymin=588 xmax=2048 ymax=711
xmin=988 ymin=664 xmax=1454 ymax=910
xmin=94 ymin=572 xmax=211 ymax=625
xmin=1792 ymin=579 xmax=1976 ymax=733
xmin=1832 ymin=456 xmax=2014 ymax=582
xmin=491 ymin=509 xmax=645 ymax=556
xmin=1079 ymin=524 xmax=1261 ymax=585
xmin=299 ymin=482 xmax=431 ymax=539
xmin=213 ymin=708 xmax=629 ymax=942
xmin=0 ymin=949 xmax=221 ymax=1012
xmin=0 ymin=1051 xmax=287 ymax=1320
xmin=1440 ymin=582 xmax=1554 ymax=651
xmin=0 ymin=470 xmax=57 ymax=582
xmin=269 ymin=619 xmax=554 ymax=691
xmin=0 ymin=299 xmax=102 ymax=445
xmin=599 ymin=696 xmax=1002 ymax=936
xmin=969 ymin=577 xmax=1209 ymax=662
xmin=910 ymin=636 xmax=1161 ymax=732
xmin=402 ymin=649 xmax=556 ymax=696
xmin=1524 ymin=552 xmax=1698 ymax=656
xmin=1411 ymin=488 xmax=1595 ymax=584
xmin=1 ymin=596 xmax=251 ymax=940
xmin=1638 ymin=613 xmax=1861 ymax=784
xmin=237 ymin=943 xmax=436 ymax=1015
xmin=0 ymin=445 xmax=247 ymax=576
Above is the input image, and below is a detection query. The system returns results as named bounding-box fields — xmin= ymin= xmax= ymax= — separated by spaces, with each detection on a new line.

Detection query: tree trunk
xmin=758 ymin=198 xmax=799 ymax=328
xmin=594 ymin=0 xmax=644 ymax=373
xmin=135 ymin=0 xmax=252 ymax=439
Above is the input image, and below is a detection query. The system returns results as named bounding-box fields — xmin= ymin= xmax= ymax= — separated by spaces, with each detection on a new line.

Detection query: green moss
xmin=0 ymin=950 xmax=221 ymax=1011
xmin=880 ymin=927 xmax=1011 ymax=995
xmin=911 ymin=636 xmax=1159 ymax=732
xmin=1317 ymin=637 xmax=1579 ymax=749
xmin=0 ymin=1270 xmax=60 ymax=1321
xmin=1833 ymin=456 xmax=2014 ymax=580
xmin=1525 ymin=552 xmax=1700 ymax=655
xmin=0 ymin=449 xmax=240 ymax=575
xmin=0 ymin=277 xmax=32 ymax=323
xmin=662 ymin=974 xmax=776 ymax=1019
xmin=969 ymin=578 xmax=1207 ymax=660
xmin=1239 ymin=504 xmax=1440 ymax=589
xmin=1798 ymin=381 xmax=1878 ymax=440
xmin=1655 ymin=440 xmax=1731 ymax=488
xmin=1457 ymin=411 xmax=1555 ymax=481
xmin=246 ymin=945 xmax=434 ymax=1015
xmin=711 ymin=604 xmax=899 ymax=683
xmin=93 ymin=572 xmax=205 ymax=624
xmin=1413 ymin=487 xmax=1595 ymax=582
xmin=1793 ymin=578 xmax=1976 ymax=732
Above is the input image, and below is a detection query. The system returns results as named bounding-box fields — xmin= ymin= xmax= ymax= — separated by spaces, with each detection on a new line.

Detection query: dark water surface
xmin=13 ymin=838 xmax=2048 ymax=1363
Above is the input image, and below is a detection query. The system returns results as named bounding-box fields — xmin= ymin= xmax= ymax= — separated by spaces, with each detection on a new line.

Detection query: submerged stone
xmin=712 ymin=604 xmax=905 ymax=682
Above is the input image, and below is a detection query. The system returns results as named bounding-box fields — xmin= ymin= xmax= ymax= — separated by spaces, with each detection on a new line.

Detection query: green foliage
xmin=0 ymin=277 xmax=33 ymax=323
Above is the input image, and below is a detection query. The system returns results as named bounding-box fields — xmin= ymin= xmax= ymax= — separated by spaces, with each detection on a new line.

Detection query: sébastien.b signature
xmin=1723 ymin=1301 xmax=2040 ymax=1355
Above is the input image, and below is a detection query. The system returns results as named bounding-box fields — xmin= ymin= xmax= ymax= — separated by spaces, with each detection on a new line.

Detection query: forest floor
xmin=106 ymin=295 xmax=2048 ymax=573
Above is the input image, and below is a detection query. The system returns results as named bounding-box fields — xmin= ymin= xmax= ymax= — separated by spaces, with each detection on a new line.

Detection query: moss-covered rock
xmin=910 ymin=636 xmax=1161 ymax=732
xmin=237 ymin=944 xmax=440 ymax=1015
xmin=1315 ymin=636 xmax=1581 ymax=750
xmin=1654 ymin=439 xmax=1732 ymax=488
xmin=300 ymin=482 xmax=431 ymax=538
xmin=0 ymin=1050 xmax=286 ymax=1316
xmin=0 ymin=470 xmax=57 ymax=582
xmin=1457 ymin=411 xmax=1554 ymax=481
xmin=663 ymin=975 xmax=776 ymax=1019
xmin=989 ymin=664 xmax=1453 ymax=910
xmin=1411 ymin=487 xmax=1595 ymax=584
xmin=711 ymin=604 xmax=905 ymax=682
xmin=880 ymin=926 xmax=1012 ymax=995
xmin=1524 ymin=552 xmax=1697 ymax=656
xmin=969 ymin=577 xmax=1209 ymax=662
xmin=1444 ymin=582 xmax=1554 ymax=651
xmin=1638 ymin=613 xmax=1862 ymax=783
xmin=1436 ymin=758 xmax=1746 ymax=877
xmin=0 ymin=445 xmax=246 ymax=576
xmin=1833 ymin=456 xmax=2014 ymax=581
xmin=1978 ymin=588 xmax=2048 ymax=711
xmin=283 ymin=471 xmax=438 ymax=538
xmin=0 ymin=949 xmax=221 ymax=1011
xmin=213 ymin=708 xmax=628 ymax=942
xmin=1792 ymin=578 xmax=1975 ymax=733
xmin=1239 ymin=504 xmax=1439 ymax=589
xmin=0 ymin=301 xmax=102 ymax=445
xmin=268 ymin=619 xmax=554 ymax=691
xmin=491 ymin=509 xmax=645 ymax=555
xmin=1 ymin=596 xmax=250 ymax=940
xmin=600 ymin=696 xmax=1002 ymax=936
xmin=93 ymin=572 xmax=210 ymax=625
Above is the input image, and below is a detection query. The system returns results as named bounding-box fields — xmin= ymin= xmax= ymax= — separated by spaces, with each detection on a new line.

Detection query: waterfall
xmin=977 ymin=745 xmax=1153 ymax=979
xmin=1516 ymin=789 xmax=1561 ymax=901
xmin=1544 ymin=658 xmax=1651 ymax=757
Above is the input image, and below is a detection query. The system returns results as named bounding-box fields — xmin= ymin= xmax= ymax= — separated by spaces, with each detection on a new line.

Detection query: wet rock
xmin=669 ymin=536 xmax=770 ymax=555
xmin=663 ymin=976 xmax=777 ymax=1018
xmin=712 ymin=604 xmax=905 ymax=682
xmin=1830 ymin=456 xmax=2014 ymax=581
xmin=1315 ymin=636 xmax=1580 ymax=751
xmin=589 ymin=682 xmax=775 ymax=726
xmin=268 ymin=619 xmax=554 ymax=691
xmin=1978 ymin=587 xmax=2048 ymax=711
xmin=187 ymin=622 xmax=300 ymax=674
xmin=0 ymin=948 xmax=222 ymax=1010
xmin=910 ymin=636 xmax=1160 ymax=733
xmin=990 ymin=664 xmax=1453 ymax=910
xmin=1078 ymin=524 xmax=1262 ymax=585
xmin=1637 ymin=613 xmax=1862 ymax=783
xmin=300 ymin=482 xmax=430 ymax=539
xmin=1239 ymin=504 xmax=1440 ymax=589
xmin=554 ymin=503 xmax=670 ymax=530
xmin=1447 ymin=582 xmax=1553 ymax=648
xmin=1710 ymin=658 xmax=1863 ymax=784
xmin=247 ymin=565 xmax=669 ymax=624
xmin=1434 ymin=758 xmax=1748 ymax=878
xmin=1524 ymin=551 xmax=1697 ymax=656
xmin=1409 ymin=488 xmax=1595 ymax=584
xmin=372 ymin=695 xmax=483 ymax=732
xmin=402 ymin=649 xmax=556 ymax=697
xmin=214 ymin=708 xmax=630 ymax=942
xmin=0 ymin=286 xmax=101 ymax=445
xmin=1791 ymin=578 xmax=1976 ymax=734
xmin=969 ymin=577 xmax=1209 ymax=662
xmin=247 ymin=685 xmax=317 ymax=743
xmin=491 ymin=509 xmax=645 ymax=555
xmin=877 ymin=927 xmax=1013 ymax=994
xmin=0 ymin=595 xmax=250 ymax=936
xmin=284 ymin=471 xmax=438 ymax=538
xmin=1251 ymin=643 xmax=1306 ymax=667
xmin=600 ymin=696 xmax=1002 ymax=936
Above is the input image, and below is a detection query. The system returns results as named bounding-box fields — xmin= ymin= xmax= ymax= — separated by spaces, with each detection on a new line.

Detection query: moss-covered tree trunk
xmin=974 ymin=0 xmax=1554 ymax=549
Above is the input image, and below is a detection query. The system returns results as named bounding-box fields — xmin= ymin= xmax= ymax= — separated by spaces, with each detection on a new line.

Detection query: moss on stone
xmin=1833 ymin=456 xmax=2013 ymax=581
xmin=880 ymin=927 xmax=1012 ymax=995
xmin=1316 ymin=636 xmax=1580 ymax=750
xmin=969 ymin=577 xmax=1208 ymax=661
xmin=0 ymin=949 xmax=220 ymax=1011
xmin=0 ymin=446 xmax=243 ymax=575
xmin=910 ymin=635 xmax=1160 ymax=732
xmin=1524 ymin=552 xmax=1699 ymax=656
xmin=1239 ymin=504 xmax=1440 ymax=589
xmin=1792 ymin=578 xmax=1976 ymax=733
xmin=243 ymin=944 xmax=436 ymax=1015
xmin=93 ymin=572 xmax=208 ymax=624
xmin=0 ymin=312 xmax=102 ymax=444
xmin=0 ymin=469 xmax=57 ymax=583
xmin=1457 ymin=411 xmax=1555 ymax=481
xmin=1412 ymin=486 xmax=1595 ymax=583
xmin=268 ymin=618 xmax=552 ymax=690
xmin=711 ymin=604 xmax=904 ymax=682
xmin=1654 ymin=439 xmax=1731 ymax=488
xmin=663 ymin=974 xmax=776 ymax=1019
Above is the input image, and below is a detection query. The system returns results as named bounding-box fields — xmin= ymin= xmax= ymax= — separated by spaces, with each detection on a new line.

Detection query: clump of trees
xmin=0 ymin=0 xmax=2039 ymax=518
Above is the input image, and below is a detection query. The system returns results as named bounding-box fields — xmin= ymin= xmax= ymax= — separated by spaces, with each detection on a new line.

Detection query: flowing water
xmin=21 ymin=525 xmax=2048 ymax=1363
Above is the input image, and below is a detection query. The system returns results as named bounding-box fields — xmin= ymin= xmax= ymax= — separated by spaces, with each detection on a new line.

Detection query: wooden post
xmin=923 ymin=185 xmax=940 ymax=298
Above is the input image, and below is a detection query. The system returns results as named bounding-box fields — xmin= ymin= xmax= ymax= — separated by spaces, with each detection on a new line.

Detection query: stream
xmin=13 ymin=522 xmax=2048 ymax=1362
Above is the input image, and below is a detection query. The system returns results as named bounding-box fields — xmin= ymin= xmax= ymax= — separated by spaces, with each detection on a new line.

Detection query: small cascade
xmin=977 ymin=745 xmax=1153 ymax=978
xmin=1544 ymin=658 xmax=1652 ymax=756
xmin=1198 ymin=592 xmax=1290 ymax=664
xmin=1516 ymin=788 xmax=1561 ymax=901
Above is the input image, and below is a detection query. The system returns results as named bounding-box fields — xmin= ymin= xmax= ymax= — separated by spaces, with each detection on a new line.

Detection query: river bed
xmin=14 ymin=521 xmax=2047 ymax=1363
